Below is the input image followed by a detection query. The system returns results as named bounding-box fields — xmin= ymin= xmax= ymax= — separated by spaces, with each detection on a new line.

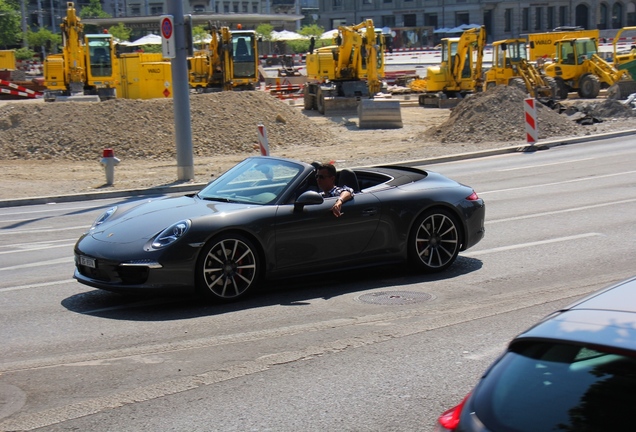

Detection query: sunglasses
xmin=315 ymin=174 xmax=332 ymax=179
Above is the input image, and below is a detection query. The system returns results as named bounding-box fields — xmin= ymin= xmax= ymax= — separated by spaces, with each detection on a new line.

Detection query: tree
xmin=255 ymin=23 xmax=274 ymax=42
xmin=108 ymin=22 xmax=132 ymax=42
xmin=80 ymin=0 xmax=110 ymax=33
xmin=192 ymin=25 xmax=209 ymax=47
xmin=26 ymin=28 xmax=61 ymax=54
xmin=0 ymin=0 xmax=21 ymax=48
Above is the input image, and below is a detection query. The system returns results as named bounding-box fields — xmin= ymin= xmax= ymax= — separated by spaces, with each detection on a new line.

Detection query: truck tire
xmin=303 ymin=85 xmax=314 ymax=110
xmin=578 ymin=74 xmax=600 ymax=99
xmin=316 ymin=87 xmax=326 ymax=114
xmin=510 ymin=77 xmax=528 ymax=95
xmin=554 ymin=77 xmax=569 ymax=99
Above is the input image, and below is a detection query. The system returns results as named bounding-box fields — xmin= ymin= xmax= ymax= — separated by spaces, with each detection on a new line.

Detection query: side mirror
xmin=294 ymin=191 xmax=324 ymax=212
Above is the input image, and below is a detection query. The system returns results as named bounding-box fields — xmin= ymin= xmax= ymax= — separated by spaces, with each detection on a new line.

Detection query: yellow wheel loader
xmin=188 ymin=26 xmax=259 ymax=92
xmin=43 ymin=2 xmax=119 ymax=102
xmin=407 ymin=26 xmax=486 ymax=108
xmin=541 ymin=36 xmax=636 ymax=100
xmin=484 ymin=39 xmax=558 ymax=107
xmin=612 ymin=27 xmax=636 ymax=93
xmin=304 ymin=19 xmax=402 ymax=128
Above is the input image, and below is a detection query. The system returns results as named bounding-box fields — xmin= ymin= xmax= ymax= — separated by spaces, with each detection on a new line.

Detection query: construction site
xmin=2 ymin=5 xmax=636 ymax=200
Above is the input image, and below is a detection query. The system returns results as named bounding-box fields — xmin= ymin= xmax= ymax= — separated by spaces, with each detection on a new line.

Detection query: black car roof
xmin=511 ymin=276 xmax=636 ymax=353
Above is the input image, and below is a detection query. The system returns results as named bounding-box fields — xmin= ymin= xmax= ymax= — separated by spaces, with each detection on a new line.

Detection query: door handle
xmin=362 ymin=208 xmax=378 ymax=216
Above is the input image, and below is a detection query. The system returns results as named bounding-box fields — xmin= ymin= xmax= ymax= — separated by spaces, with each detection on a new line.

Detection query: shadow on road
xmin=61 ymin=255 xmax=482 ymax=321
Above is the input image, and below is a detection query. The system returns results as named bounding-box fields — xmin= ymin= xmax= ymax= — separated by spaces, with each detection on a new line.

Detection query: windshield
xmin=232 ymin=33 xmax=257 ymax=79
xmin=198 ymin=158 xmax=303 ymax=205
xmin=473 ymin=341 xmax=636 ymax=431
xmin=87 ymin=36 xmax=113 ymax=77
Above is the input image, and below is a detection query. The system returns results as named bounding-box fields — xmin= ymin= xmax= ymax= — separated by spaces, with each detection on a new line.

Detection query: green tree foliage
xmin=80 ymin=0 xmax=111 ymax=18
xmin=108 ymin=22 xmax=132 ymax=42
xmin=299 ymin=24 xmax=324 ymax=39
xmin=192 ymin=25 xmax=209 ymax=46
xmin=15 ymin=47 xmax=35 ymax=60
xmin=256 ymin=23 xmax=274 ymax=41
xmin=80 ymin=0 xmax=110 ymax=33
xmin=27 ymin=28 xmax=61 ymax=53
xmin=0 ymin=0 xmax=21 ymax=48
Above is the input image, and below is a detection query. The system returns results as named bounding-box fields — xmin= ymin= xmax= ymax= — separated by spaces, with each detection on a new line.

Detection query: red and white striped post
xmin=524 ymin=98 xmax=538 ymax=144
xmin=257 ymin=124 xmax=269 ymax=156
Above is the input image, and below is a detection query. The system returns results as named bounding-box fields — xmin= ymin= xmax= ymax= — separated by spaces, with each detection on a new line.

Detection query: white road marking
xmin=480 ymin=170 xmax=636 ymax=194
xmin=0 ymin=239 xmax=76 ymax=254
xmin=0 ymin=257 xmax=73 ymax=271
xmin=464 ymin=233 xmax=603 ymax=257
xmin=0 ymin=225 xmax=88 ymax=236
xmin=497 ymin=157 xmax=595 ymax=171
xmin=0 ymin=280 xmax=72 ymax=293
xmin=487 ymin=198 xmax=636 ymax=224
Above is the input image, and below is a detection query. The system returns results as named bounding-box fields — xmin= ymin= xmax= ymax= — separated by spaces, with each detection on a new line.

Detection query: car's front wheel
xmin=409 ymin=208 xmax=461 ymax=272
xmin=196 ymin=233 xmax=260 ymax=302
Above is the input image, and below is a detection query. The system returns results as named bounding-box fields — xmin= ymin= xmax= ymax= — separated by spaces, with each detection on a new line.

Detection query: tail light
xmin=437 ymin=393 xmax=470 ymax=431
xmin=466 ymin=190 xmax=480 ymax=201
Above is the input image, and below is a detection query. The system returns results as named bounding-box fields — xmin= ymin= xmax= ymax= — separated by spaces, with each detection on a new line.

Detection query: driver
xmin=315 ymin=163 xmax=354 ymax=218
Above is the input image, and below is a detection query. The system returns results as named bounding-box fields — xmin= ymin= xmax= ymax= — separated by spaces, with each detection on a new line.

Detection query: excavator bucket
xmin=357 ymin=99 xmax=403 ymax=129
xmin=607 ymin=80 xmax=636 ymax=100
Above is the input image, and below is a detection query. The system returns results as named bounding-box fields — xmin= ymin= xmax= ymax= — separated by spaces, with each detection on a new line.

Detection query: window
xmin=456 ymin=12 xmax=469 ymax=26
xmin=383 ymin=0 xmax=392 ymax=4
xmin=535 ymin=7 xmax=543 ymax=30
xmin=130 ymin=4 xmax=140 ymax=15
xmin=424 ymin=13 xmax=437 ymax=27
xmin=193 ymin=5 xmax=205 ymax=12
xmin=404 ymin=14 xmax=416 ymax=27
xmin=522 ymin=8 xmax=529 ymax=31
xmin=150 ymin=3 xmax=162 ymax=14
xmin=559 ymin=6 xmax=567 ymax=26
xmin=613 ymin=3 xmax=624 ymax=28
xmin=547 ymin=7 xmax=555 ymax=29
xmin=362 ymin=0 xmax=373 ymax=4
xmin=504 ymin=8 xmax=511 ymax=32
xmin=242 ymin=2 xmax=248 ymax=12
xmin=382 ymin=15 xmax=395 ymax=27
xmin=333 ymin=0 xmax=342 ymax=7
xmin=252 ymin=4 xmax=258 ymax=13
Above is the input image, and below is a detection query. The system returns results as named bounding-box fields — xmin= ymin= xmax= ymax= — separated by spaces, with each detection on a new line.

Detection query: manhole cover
xmin=357 ymin=291 xmax=433 ymax=305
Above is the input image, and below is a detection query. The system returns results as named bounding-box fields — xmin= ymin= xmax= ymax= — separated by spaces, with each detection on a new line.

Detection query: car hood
xmin=88 ymin=195 xmax=254 ymax=244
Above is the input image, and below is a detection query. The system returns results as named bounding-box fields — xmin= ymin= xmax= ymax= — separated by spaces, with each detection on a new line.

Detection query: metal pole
xmin=50 ymin=0 xmax=55 ymax=30
xmin=20 ymin=0 xmax=28 ymax=47
xmin=168 ymin=0 xmax=195 ymax=181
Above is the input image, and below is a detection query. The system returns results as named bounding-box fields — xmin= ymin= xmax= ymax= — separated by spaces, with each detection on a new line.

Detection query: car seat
xmin=337 ymin=168 xmax=360 ymax=193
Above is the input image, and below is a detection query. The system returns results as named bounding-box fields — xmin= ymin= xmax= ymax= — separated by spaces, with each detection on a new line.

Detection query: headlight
xmin=90 ymin=206 xmax=117 ymax=230
xmin=151 ymin=220 xmax=191 ymax=249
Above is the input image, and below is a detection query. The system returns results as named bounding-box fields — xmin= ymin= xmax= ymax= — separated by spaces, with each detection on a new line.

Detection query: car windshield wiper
xmin=197 ymin=195 xmax=237 ymax=203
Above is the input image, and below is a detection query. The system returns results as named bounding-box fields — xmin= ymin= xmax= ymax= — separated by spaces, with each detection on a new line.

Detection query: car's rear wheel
xmin=196 ymin=233 xmax=260 ymax=302
xmin=409 ymin=208 xmax=461 ymax=272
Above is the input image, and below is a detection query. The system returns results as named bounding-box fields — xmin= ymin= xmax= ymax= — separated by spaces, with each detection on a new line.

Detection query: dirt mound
xmin=566 ymin=98 xmax=636 ymax=119
xmin=422 ymin=86 xmax=582 ymax=143
xmin=0 ymin=92 xmax=339 ymax=161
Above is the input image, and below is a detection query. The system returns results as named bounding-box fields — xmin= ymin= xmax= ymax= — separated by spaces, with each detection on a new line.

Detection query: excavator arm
xmin=451 ymin=26 xmax=486 ymax=88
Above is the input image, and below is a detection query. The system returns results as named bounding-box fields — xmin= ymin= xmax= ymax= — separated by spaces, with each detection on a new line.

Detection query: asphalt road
xmin=0 ymin=136 xmax=635 ymax=431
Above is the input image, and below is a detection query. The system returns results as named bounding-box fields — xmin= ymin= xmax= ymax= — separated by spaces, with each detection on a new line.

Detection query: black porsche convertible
xmin=74 ymin=156 xmax=485 ymax=301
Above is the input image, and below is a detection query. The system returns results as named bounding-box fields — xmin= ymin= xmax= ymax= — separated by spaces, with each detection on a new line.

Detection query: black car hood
xmin=88 ymin=195 xmax=254 ymax=244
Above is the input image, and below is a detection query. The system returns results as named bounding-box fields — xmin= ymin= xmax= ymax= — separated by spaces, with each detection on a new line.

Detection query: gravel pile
xmin=423 ymin=86 xmax=583 ymax=143
xmin=0 ymin=92 xmax=339 ymax=161
xmin=1 ymin=87 xmax=634 ymax=162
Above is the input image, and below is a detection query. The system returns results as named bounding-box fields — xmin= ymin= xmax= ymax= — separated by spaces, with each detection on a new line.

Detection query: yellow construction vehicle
xmin=527 ymin=27 xmax=599 ymax=61
xmin=612 ymin=27 xmax=636 ymax=87
xmin=43 ymin=1 xmax=119 ymax=101
xmin=408 ymin=26 xmax=487 ymax=108
xmin=189 ymin=25 xmax=259 ymax=92
xmin=484 ymin=38 xmax=558 ymax=106
xmin=540 ymin=35 xmax=636 ymax=99
xmin=303 ymin=19 xmax=401 ymax=127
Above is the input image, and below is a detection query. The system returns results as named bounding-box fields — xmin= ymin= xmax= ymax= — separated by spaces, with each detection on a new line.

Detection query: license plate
xmin=78 ymin=255 xmax=96 ymax=268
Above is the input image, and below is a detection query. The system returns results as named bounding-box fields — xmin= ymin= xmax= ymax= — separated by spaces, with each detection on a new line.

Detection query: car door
xmin=273 ymin=192 xmax=381 ymax=273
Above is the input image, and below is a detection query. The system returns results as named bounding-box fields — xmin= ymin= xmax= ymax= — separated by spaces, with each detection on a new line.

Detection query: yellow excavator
xmin=43 ymin=1 xmax=119 ymax=101
xmin=484 ymin=38 xmax=558 ymax=106
xmin=408 ymin=26 xmax=486 ymax=108
xmin=304 ymin=19 xmax=402 ymax=128
xmin=541 ymin=35 xmax=636 ymax=99
xmin=189 ymin=25 xmax=259 ymax=92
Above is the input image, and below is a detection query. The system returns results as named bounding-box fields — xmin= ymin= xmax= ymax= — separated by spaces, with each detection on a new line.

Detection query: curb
xmin=2 ymin=129 xmax=635 ymax=209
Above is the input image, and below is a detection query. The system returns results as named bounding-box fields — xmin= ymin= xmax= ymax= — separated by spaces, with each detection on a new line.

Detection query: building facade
xmin=22 ymin=0 xmax=636 ymax=45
